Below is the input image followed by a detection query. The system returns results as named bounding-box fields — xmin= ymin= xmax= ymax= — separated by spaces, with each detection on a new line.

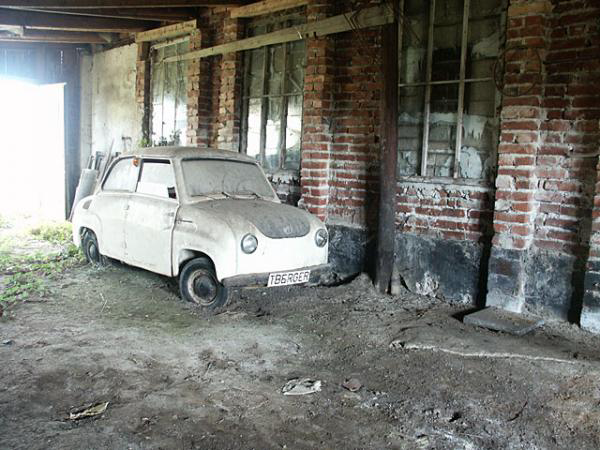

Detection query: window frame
xmin=134 ymin=158 xmax=179 ymax=201
xmin=240 ymin=38 xmax=306 ymax=173
xmin=398 ymin=0 xmax=506 ymax=183
xmin=102 ymin=157 xmax=139 ymax=193
xmin=149 ymin=36 xmax=190 ymax=146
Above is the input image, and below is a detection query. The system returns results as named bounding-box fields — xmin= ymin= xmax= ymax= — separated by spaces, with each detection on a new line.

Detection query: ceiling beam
xmin=0 ymin=29 xmax=110 ymax=43
xmin=230 ymin=0 xmax=307 ymax=19
xmin=22 ymin=7 xmax=198 ymax=22
xmin=0 ymin=8 xmax=153 ymax=32
xmin=135 ymin=19 xmax=197 ymax=42
xmin=0 ymin=1 xmax=241 ymax=8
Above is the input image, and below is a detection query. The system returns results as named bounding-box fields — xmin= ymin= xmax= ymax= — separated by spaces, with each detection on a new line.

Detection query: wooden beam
xmin=375 ymin=16 xmax=399 ymax=294
xmin=0 ymin=1 xmax=240 ymax=8
xmin=165 ymin=5 xmax=394 ymax=62
xmin=230 ymin=0 xmax=307 ymax=19
xmin=135 ymin=19 xmax=197 ymax=42
xmin=0 ymin=29 xmax=108 ymax=43
xmin=0 ymin=8 xmax=153 ymax=32
xmin=30 ymin=7 xmax=197 ymax=22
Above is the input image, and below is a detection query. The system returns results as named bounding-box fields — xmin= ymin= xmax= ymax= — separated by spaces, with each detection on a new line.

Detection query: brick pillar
xmin=216 ymin=16 xmax=243 ymax=152
xmin=485 ymin=0 xmax=552 ymax=312
xmin=187 ymin=29 xmax=213 ymax=147
xmin=299 ymin=0 xmax=337 ymax=220
xmin=135 ymin=42 xmax=151 ymax=145
xmin=581 ymin=160 xmax=600 ymax=332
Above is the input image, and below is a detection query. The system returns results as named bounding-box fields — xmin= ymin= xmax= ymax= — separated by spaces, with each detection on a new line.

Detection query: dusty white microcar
xmin=72 ymin=147 xmax=329 ymax=311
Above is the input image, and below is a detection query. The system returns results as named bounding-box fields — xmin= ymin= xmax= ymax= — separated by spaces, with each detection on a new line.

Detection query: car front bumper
xmin=222 ymin=263 xmax=332 ymax=288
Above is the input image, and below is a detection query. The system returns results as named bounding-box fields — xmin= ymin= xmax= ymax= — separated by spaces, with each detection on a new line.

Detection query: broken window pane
xmin=398 ymin=86 xmax=425 ymax=176
xmin=284 ymin=94 xmax=303 ymax=170
xmin=246 ymin=98 xmax=262 ymax=162
xmin=265 ymin=97 xmax=283 ymax=171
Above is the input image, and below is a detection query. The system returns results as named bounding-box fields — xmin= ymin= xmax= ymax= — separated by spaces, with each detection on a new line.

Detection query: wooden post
xmin=375 ymin=12 xmax=399 ymax=293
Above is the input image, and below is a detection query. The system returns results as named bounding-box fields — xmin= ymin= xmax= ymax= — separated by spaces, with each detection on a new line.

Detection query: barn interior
xmin=2 ymin=0 xmax=600 ymax=448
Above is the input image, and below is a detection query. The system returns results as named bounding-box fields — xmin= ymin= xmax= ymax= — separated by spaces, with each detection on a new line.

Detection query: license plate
xmin=267 ymin=270 xmax=311 ymax=287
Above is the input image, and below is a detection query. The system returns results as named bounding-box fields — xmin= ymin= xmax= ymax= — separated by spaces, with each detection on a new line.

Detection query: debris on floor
xmin=463 ymin=307 xmax=545 ymax=335
xmin=281 ymin=378 xmax=322 ymax=396
xmin=69 ymin=402 xmax=109 ymax=420
xmin=341 ymin=378 xmax=362 ymax=392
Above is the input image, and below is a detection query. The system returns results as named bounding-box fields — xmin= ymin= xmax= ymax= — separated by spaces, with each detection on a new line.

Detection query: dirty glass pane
xmin=150 ymin=40 xmax=188 ymax=146
xmin=103 ymin=158 xmax=138 ymax=192
xmin=246 ymin=98 xmax=262 ymax=162
xmin=468 ymin=0 xmax=503 ymax=80
xmin=427 ymin=84 xmax=457 ymax=177
xmin=400 ymin=0 xmax=429 ymax=85
xmin=264 ymin=97 xmax=283 ymax=171
xmin=398 ymin=86 xmax=425 ymax=176
xmin=284 ymin=95 xmax=303 ymax=170
xmin=245 ymin=49 xmax=264 ymax=97
xmin=285 ymin=40 xmax=306 ymax=94
xmin=267 ymin=44 xmax=284 ymax=96
xmin=137 ymin=161 xmax=176 ymax=198
xmin=460 ymin=80 xmax=498 ymax=179
xmin=182 ymin=159 xmax=275 ymax=199
xmin=432 ymin=0 xmax=463 ymax=82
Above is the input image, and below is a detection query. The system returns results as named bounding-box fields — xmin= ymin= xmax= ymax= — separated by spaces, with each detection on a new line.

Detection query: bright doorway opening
xmin=0 ymin=78 xmax=66 ymax=221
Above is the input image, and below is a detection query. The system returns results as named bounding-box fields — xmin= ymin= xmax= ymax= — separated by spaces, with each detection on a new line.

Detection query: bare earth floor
xmin=2 ymin=261 xmax=600 ymax=449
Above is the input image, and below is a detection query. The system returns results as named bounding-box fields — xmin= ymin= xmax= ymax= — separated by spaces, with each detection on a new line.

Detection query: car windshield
xmin=182 ymin=159 xmax=275 ymax=199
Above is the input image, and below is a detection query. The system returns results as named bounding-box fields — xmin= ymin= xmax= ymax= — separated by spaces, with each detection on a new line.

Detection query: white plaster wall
xmin=79 ymin=43 xmax=140 ymax=169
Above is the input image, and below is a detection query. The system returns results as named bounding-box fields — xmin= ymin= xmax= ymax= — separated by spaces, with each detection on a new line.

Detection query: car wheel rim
xmin=187 ymin=270 xmax=218 ymax=306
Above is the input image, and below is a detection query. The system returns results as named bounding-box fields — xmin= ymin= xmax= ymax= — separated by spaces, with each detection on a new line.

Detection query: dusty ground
xmin=2 ymin=227 xmax=600 ymax=449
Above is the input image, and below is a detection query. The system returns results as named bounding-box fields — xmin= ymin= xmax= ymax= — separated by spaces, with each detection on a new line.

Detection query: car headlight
xmin=241 ymin=234 xmax=258 ymax=254
xmin=315 ymin=228 xmax=328 ymax=247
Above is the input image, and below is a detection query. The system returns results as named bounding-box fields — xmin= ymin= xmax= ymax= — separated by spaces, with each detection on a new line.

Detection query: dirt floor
xmin=2 ymin=224 xmax=600 ymax=449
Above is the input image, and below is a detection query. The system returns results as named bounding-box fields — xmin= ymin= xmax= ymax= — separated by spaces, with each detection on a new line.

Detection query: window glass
xmin=398 ymin=0 xmax=506 ymax=181
xmin=103 ymin=158 xmax=138 ymax=192
xmin=136 ymin=160 xmax=176 ymax=199
xmin=151 ymin=39 xmax=188 ymax=146
xmin=182 ymin=159 xmax=275 ymax=199
xmin=241 ymin=11 xmax=306 ymax=173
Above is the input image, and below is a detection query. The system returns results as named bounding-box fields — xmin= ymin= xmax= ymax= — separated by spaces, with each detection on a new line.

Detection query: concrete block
xmin=464 ymin=307 xmax=544 ymax=336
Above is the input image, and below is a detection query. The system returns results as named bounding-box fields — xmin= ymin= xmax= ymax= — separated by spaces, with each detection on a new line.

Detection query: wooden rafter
xmin=0 ymin=8 xmax=153 ymax=32
xmin=230 ymin=0 xmax=307 ymax=19
xmin=135 ymin=19 xmax=197 ymax=42
xmin=9 ymin=7 xmax=197 ymax=22
xmin=0 ymin=29 xmax=108 ymax=43
xmin=165 ymin=5 xmax=394 ymax=62
xmin=0 ymin=0 xmax=241 ymax=8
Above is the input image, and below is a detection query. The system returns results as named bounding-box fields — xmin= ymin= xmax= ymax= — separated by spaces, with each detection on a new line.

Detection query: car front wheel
xmin=179 ymin=257 xmax=228 ymax=311
xmin=82 ymin=230 xmax=106 ymax=266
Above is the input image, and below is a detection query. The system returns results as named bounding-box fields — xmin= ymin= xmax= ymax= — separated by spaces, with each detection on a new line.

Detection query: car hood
xmin=188 ymin=199 xmax=312 ymax=239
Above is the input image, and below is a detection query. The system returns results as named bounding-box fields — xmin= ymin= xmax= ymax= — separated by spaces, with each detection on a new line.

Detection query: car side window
xmin=136 ymin=160 xmax=177 ymax=199
xmin=103 ymin=158 xmax=138 ymax=192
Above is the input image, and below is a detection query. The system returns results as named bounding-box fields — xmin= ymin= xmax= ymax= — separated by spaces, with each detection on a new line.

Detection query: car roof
xmin=123 ymin=146 xmax=258 ymax=163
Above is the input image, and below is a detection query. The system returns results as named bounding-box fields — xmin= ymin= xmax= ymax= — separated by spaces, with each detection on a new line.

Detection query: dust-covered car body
xmin=72 ymin=147 xmax=329 ymax=309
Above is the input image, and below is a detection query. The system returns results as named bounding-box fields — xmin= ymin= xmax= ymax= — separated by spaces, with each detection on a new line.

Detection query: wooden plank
xmin=135 ymin=19 xmax=196 ymax=43
xmin=0 ymin=29 xmax=107 ymax=43
xmin=16 ymin=7 xmax=197 ymax=22
xmin=453 ymin=0 xmax=470 ymax=178
xmin=375 ymin=17 xmax=399 ymax=294
xmin=230 ymin=0 xmax=308 ymax=19
xmin=164 ymin=5 xmax=394 ymax=62
xmin=419 ymin=0 xmax=435 ymax=177
xmin=0 ymin=1 xmax=239 ymax=8
xmin=0 ymin=8 xmax=153 ymax=32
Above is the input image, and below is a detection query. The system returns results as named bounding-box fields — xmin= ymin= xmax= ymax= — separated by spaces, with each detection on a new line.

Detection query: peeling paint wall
xmin=80 ymin=44 xmax=141 ymax=167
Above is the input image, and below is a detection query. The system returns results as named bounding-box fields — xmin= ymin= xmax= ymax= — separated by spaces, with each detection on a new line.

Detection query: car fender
xmin=72 ymin=196 xmax=103 ymax=248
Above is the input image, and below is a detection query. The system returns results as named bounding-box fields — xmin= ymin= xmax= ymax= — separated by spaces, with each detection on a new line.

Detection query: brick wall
xmin=129 ymin=0 xmax=600 ymax=326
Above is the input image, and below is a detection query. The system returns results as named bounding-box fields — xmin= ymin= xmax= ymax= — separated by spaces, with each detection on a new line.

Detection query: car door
xmin=124 ymin=159 xmax=178 ymax=276
xmin=94 ymin=157 xmax=139 ymax=260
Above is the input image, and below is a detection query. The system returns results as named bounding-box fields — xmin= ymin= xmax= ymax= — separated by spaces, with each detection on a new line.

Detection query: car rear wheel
xmin=179 ymin=257 xmax=228 ymax=311
xmin=82 ymin=230 xmax=106 ymax=266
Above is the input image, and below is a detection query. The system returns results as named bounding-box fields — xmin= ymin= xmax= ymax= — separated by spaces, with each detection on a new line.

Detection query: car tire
xmin=82 ymin=230 xmax=106 ymax=266
xmin=179 ymin=257 xmax=228 ymax=312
